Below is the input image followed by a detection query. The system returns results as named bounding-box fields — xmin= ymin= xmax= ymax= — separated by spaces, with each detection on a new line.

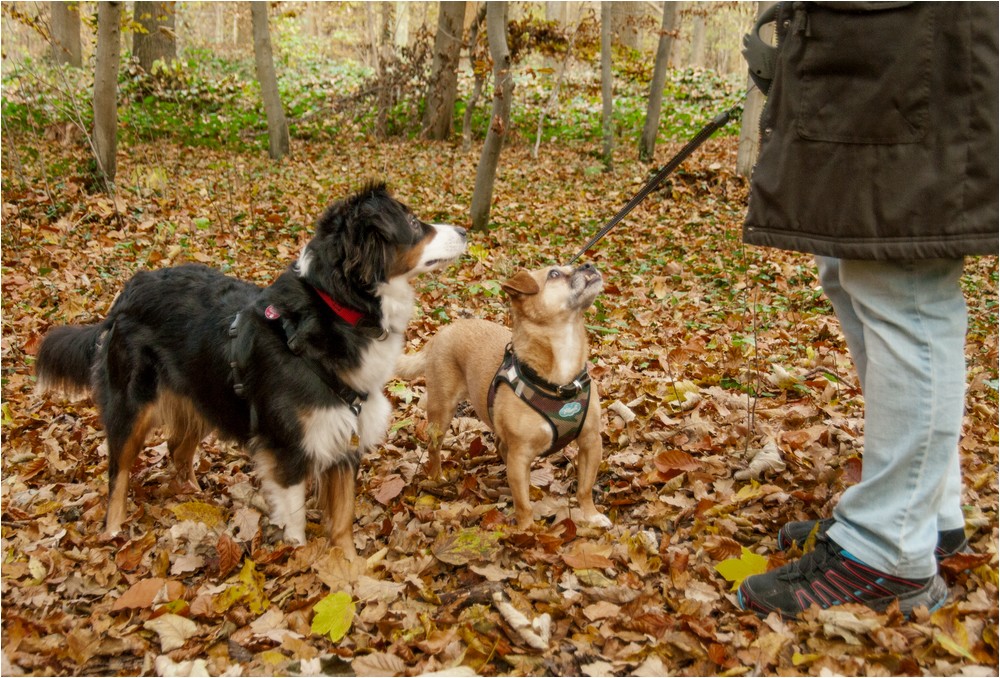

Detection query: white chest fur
xmin=299 ymin=275 xmax=414 ymax=469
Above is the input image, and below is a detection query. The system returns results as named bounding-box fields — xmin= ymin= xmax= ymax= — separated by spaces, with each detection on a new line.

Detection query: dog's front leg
xmin=505 ymin=443 xmax=537 ymax=529
xmin=255 ymin=452 xmax=307 ymax=545
xmin=574 ymin=422 xmax=612 ymax=528
xmin=319 ymin=462 xmax=359 ymax=558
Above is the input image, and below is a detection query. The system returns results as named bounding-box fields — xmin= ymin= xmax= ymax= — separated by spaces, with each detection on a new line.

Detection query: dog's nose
xmin=455 ymin=226 xmax=468 ymax=239
xmin=577 ymin=262 xmax=596 ymax=272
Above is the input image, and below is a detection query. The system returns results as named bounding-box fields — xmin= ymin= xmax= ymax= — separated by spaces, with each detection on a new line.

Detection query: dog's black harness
xmin=228 ymin=303 xmax=369 ymax=430
xmin=487 ymin=345 xmax=591 ymax=456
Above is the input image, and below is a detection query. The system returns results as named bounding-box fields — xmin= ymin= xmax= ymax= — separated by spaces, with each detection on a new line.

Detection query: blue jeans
xmin=816 ymin=257 xmax=967 ymax=579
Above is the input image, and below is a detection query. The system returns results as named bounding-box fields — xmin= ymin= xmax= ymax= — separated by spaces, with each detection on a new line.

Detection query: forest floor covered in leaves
xmin=2 ymin=133 xmax=997 ymax=676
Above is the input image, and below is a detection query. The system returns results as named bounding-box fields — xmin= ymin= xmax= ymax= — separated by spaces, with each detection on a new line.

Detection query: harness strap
xmin=487 ymin=345 xmax=591 ymax=456
xmin=228 ymin=311 xmax=258 ymax=432
xmin=228 ymin=309 xmax=368 ymax=422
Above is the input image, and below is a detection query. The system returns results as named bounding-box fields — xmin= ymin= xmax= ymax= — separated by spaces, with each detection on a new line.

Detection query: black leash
xmin=567 ymin=95 xmax=748 ymax=265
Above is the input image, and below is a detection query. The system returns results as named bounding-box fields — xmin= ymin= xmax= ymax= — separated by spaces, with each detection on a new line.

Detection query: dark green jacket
xmin=744 ymin=2 xmax=998 ymax=260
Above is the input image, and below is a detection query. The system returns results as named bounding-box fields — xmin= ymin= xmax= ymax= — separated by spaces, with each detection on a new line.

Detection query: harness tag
xmin=264 ymin=305 xmax=281 ymax=320
xmin=558 ymin=402 xmax=582 ymax=419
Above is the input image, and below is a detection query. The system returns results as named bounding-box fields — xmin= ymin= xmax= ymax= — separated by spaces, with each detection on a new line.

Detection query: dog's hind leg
xmin=318 ymin=461 xmax=359 ymax=558
xmin=167 ymin=429 xmax=203 ymax=493
xmin=105 ymin=404 xmax=156 ymax=536
xmin=159 ymin=392 xmax=205 ymax=493
xmin=423 ymin=376 xmax=466 ymax=479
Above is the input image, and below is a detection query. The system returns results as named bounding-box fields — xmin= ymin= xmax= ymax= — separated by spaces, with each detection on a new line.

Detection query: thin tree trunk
xmin=133 ymin=1 xmax=177 ymax=72
xmin=639 ymin=2 xmax=679 ymax=162
xmin=375 ymin=4 xmax=393 ymax=137
xmin=93 ymin=1 xmax=122 ymax=186
xmin=532 ymin=20 xmax=578 ymax=159
xmin=689 ymin=11 xmax=706 ymax=68
xmin=250 ymin=2 xmax=289 ymax=160
xmin=610 ymin=1 xmax=641 ymax=51
xmin=737 ymin=1 xmax=776 ymax=177
xmin=394 ymin=1 xmax=409 ymax=48
xmin=51 ymin=1 xmax=82 ymax=67
xmin=470 ymin=2 xmax=512 ymax=231
xmin=423 ymin=1 xmax=466 ymax=141
xmin=600 ymin=2 xmax=613 ymax=170
xmin=461 ymin=4 xmax=488 ymax=151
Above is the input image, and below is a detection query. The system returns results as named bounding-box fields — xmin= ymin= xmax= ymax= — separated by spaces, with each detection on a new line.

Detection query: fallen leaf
xmin=144 ymin=613 xmax=198 ymax=652
xmin=112 ymin=578 xmax=185 ymax=611
xmin=373 ymin=474 xmax=406 ymax=505
xmin=170 ymin=501 xmax=224 ymax=528
xmin=311 ymin=591 xmax=356 ymax=643
xmin=714 ymin=547 xmax=768 ymax=591
xmin=431 ymin=528 xmax=504 ymax=566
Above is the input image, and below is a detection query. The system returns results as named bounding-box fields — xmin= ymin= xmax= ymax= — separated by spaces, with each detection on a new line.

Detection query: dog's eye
xmin=407 ymin=215 xmax=423 ymax=234
xmin=547 ymin=269 xmax=562 ymax=280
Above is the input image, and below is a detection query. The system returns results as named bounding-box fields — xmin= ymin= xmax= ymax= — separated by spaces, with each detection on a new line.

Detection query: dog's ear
xmin=501 ymin=270 xmax=539 ymax=297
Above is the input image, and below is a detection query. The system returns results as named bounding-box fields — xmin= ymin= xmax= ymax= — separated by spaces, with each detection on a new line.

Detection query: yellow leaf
xmin=792 ymin=651 xmax=821 ymax=666
xmin=311 ymin=591 xmax=356 ymax=643
xmin=714 ymin=546 xmax=768 ymax=591
xmin=259 ymin=649 xmax=287 ymax=666
xmin=215 ymin=559 xmax=269 ymax=615
xmin=170 ymin=501 xmax=224 ymax=528
xmin=935 ymin=631 xmax=976 ymax=661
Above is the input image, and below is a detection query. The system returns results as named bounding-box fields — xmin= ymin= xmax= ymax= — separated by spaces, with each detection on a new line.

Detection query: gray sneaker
xmin=738 ymin=533 xmax=950 ymax=619
xmin=777 ymin=518 xmax=970 ymax=561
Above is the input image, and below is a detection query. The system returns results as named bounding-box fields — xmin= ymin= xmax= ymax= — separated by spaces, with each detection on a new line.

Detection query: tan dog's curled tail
xmin=394 ymin=348 xmax=428 ymax=381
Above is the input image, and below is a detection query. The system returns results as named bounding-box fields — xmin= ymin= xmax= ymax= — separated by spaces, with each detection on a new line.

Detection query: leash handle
xmin=567 ymin=99 xmax=743 ymax=265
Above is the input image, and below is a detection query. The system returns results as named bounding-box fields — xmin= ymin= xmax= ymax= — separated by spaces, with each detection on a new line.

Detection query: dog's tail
xmin=394 ymin=349 xmax=427 ymax=381
xmin=35 ymin=323 xmax=104 ymax=397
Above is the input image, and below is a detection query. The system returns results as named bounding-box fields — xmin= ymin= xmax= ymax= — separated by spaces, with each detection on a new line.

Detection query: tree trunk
xmin=423 ymin=1 xmax=466 ymax=141
xmin=93 ymin=1 xmax=122 ymax=186
xmin=394 ymin=1 xmax=410 ymax=48
xmin=366 ymin=4 xmax=395 ymax=138
xmin=470 ymin=2 xmax=512 ymax=231
xmin=426 ymin=2 xmax=465 ymax=135
xmin=51 ymin=1 xmax=82 ymax=67
xmin=737 ymin=1 xmax=776 ymax=178
xmin=689 ymin=11 xmax=706 ymax=68
xmin=610 ymin=1 xmax=642 ymax=51
xmin=639 ymin=1 xmax=679 ymax=162
xmin=533 ymin=19 xmax=579 ymax=159
xmin=132 ymin=1 xmax=176 ymax=72
xmin=600 ymin=2 xmax=614 ymax=170
xmin=461 ymin=4 xmax=488 ymax=152
xmin=250 ymin=2 xmax=289 ymax=161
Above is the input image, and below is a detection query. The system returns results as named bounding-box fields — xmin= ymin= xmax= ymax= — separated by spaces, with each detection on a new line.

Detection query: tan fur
xmin=396 ymin=265 xmax=610 ymax=529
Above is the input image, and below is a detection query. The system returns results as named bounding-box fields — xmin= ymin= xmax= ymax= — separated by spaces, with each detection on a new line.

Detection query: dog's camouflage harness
xmin=487 ymin=344 xmax=591 ymax=455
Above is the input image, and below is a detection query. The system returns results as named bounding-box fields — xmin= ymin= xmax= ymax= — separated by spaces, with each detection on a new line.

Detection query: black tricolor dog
xmin=36 ymin=182 xmax=466 ymax=555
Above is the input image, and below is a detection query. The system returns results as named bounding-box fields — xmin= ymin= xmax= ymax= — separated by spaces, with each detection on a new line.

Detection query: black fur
xmin=35 ymin=182 xmax=459 ymax=543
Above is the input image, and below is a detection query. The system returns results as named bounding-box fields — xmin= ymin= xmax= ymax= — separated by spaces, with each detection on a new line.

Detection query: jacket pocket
xmin=796 ymin=4 xmax=933 ymax=144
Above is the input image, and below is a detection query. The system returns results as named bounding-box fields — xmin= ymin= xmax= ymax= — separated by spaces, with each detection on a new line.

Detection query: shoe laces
xmin=779 ymin=534 xmax=840 ymax=582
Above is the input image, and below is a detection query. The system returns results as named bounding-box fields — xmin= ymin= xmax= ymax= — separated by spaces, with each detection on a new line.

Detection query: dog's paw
xmin=579 ymin=512 xmax=612 ymax=529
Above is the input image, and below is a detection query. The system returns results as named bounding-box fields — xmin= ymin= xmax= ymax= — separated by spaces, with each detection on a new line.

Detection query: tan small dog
xmin=395 ymin=263 xmax=611 ymax=529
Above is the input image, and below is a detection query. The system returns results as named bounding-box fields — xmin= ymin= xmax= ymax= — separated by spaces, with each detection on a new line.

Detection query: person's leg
xmin=827 ymin=258 xmax=967 ymax=579
xmin=816 ymin=256 xmax=967 ymax=537
xmin=815 ymin=256 xmax=868 ymax=387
